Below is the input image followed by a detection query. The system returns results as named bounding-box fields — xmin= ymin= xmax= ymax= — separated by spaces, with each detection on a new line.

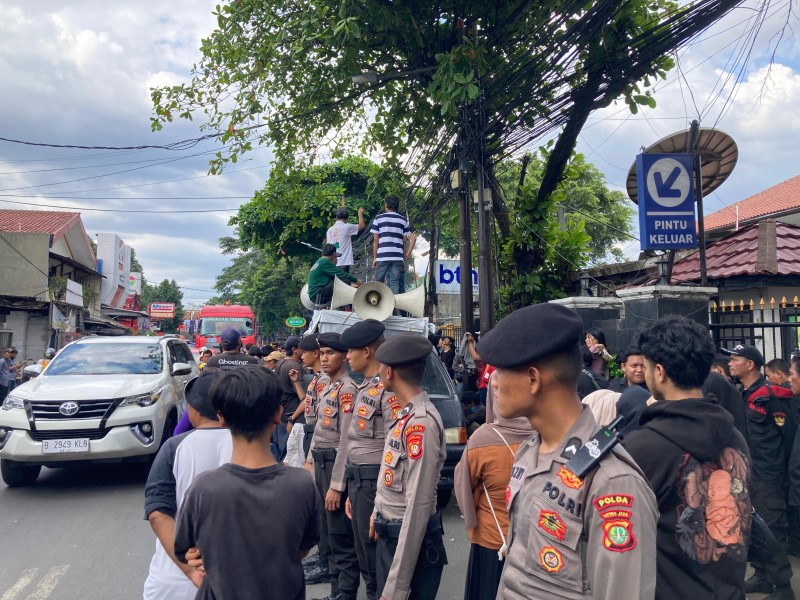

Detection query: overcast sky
xmin=1 ymin=1 xmax=798 ymax=305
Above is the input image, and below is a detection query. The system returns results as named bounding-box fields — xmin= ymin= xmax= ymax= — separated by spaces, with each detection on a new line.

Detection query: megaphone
xmin=330 ymin=277 xmax=358 ymax=310
xmin=394 ymin=284 xmax=426 ymax=318
xmin=353 ymin=282 xmax=395 ymax=321
xmin=300 ymin=284 xmax=315 ymax=311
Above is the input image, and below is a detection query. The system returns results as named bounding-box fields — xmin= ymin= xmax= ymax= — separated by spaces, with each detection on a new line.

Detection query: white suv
xmin=0 ymin=335 xmax=198 ymax=486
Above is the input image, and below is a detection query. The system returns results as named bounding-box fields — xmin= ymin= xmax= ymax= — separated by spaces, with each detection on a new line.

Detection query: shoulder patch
xmin=407 ymin=432 xmax=424 ymax=460
xmin=593 ymin=494 xmax=634 ymax=512
xmin=602 ymin=518 xmax=637 ymax=553
xmin=341 ymin=393 xmax=354 ymax=412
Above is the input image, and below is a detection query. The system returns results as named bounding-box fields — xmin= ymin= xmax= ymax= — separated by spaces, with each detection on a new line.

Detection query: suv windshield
xmin=199 ymin=317 xmax=254 ymax=336
xmin=45 ymin=343 xmax=164 ymax=375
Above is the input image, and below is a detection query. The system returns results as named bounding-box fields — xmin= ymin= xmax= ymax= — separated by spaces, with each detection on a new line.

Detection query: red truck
xmin=195 ymin=304 xmax=258 ymax=350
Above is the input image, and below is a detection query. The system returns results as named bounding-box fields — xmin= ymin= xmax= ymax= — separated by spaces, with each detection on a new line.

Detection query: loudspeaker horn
xmin=353 ymin=282 xmax=395 ymax=322
xmin=394 ymin=284 xmax=426 ymax=318
xmin=300 ymin=284 xmax=315 ymax=311
xmin=330 ymin=277 xmax=358 ymax=310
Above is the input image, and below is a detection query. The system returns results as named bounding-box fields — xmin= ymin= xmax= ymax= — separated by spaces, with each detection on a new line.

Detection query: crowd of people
xmin=140 ymin=297 xmax=800 ymax=600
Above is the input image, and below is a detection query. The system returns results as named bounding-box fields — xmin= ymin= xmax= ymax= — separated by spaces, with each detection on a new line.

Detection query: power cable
xmin=0 ymin=233 xmax=51 ymax=278
xmin=0 ymin=198 xmax=240 ymax=213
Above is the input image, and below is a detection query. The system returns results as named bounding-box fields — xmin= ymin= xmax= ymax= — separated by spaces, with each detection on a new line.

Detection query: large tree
xmin=151 ymin=0 xmax=744 ymax=201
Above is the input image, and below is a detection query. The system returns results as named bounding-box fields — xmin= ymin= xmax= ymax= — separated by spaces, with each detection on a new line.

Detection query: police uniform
xmin=341 ymin=320 xmax=400 ymax=600
xmin=309 ymin=332 xmax=360 ymax=600
xmin=299 ymin=333 xmax=328 ymax=459
xmin=476 ymin=303 xmax=659 ymax=600
xmin=372 ymin=335 xmax=448 ymax=600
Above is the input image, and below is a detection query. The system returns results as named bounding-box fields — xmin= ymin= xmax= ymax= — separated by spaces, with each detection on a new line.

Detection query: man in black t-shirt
xmin=272 ymin=335 xmax=303 ymax=461
xmin=175 ymin=366 xmax=320 ymax=600
xmin=205 ymin=329 xmax=258 ymax=371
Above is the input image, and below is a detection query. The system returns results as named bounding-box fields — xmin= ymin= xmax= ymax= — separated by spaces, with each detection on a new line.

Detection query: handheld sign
xmin=637 ymin=153 xmax=697 ymax=251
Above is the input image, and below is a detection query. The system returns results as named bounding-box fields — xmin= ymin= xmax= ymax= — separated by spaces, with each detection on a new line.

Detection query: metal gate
xmin=709 ymin=297 xmax=800 ymax=361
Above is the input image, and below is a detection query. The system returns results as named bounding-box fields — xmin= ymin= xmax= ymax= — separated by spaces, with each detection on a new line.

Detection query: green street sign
xmin=286 ymin=316 xmax=306 ymax=328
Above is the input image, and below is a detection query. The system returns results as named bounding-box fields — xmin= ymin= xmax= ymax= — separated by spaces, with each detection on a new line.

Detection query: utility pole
xmin=472 ymin=21 xmax=494 ymax=332
xmin=688 ymin=120 xmax=708 ymax=287
xmin=459 ymin=180 xmax=475 ymax=336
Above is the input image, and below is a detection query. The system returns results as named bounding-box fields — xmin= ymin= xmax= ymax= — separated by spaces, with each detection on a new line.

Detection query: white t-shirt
xmin=326 ymin=221 xmax=360 ymax=267
xmin=143 ymin=428 xmax=233 ymax=600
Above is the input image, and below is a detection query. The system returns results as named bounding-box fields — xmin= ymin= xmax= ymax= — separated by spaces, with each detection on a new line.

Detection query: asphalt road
xmin=2 ymin=464 xmax=799 ymax=600
xmin=0 ymin=464 xmax=470 ymax=600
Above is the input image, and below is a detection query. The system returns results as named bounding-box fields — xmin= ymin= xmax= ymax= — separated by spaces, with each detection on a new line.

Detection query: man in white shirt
xmin=326 ymin=206 xmax=366 ymax=272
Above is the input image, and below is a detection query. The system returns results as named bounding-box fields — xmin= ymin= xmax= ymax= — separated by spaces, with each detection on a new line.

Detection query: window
xmin=46 ymin=343 xmax=163 ymax=375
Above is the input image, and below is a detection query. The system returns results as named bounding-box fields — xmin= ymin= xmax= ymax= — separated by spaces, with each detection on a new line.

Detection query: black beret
xmin=341 ymin=319 xmax=386 ymax=349
xmin=477 ymin=303 xmax=583 ymax=368
xmin=317 ymin=332 xmax=348 ymax=353
xmin=298 ymin=333 xmax=320 ymax=351
xmin=375 ymin=334 xmax=432 ymax=366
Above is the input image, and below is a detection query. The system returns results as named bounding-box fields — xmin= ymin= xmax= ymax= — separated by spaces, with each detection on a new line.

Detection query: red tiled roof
xmin=704 ymin=174 xmax=800 ymax=231
xmin=0 ymin=210 xmax=81 ymax=241
xmin=672 ymin=222 xmax=800 ymax=282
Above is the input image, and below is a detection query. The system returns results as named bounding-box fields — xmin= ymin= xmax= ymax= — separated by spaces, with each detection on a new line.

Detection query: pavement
xmin=1 ymin=463 xmax=799 ymax=599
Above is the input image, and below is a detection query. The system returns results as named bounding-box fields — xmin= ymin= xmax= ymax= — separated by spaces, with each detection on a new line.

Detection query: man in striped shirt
xmin=369 ymin=195 xmax=415 ymax=294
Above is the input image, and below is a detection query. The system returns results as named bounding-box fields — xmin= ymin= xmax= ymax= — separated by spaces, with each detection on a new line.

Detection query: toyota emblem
xmin=59 ymin=402 xmax=80 ymax=416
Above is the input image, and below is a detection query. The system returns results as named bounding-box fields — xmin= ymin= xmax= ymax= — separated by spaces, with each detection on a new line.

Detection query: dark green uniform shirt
xmin=307 ymin=257 xmax=357 ymax=297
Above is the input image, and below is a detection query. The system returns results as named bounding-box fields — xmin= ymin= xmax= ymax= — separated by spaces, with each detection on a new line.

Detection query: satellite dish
xmin=626 ymin=128 xmax=738 ymax=204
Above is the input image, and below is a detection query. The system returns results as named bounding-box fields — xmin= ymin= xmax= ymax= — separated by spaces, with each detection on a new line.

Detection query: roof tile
xmin=0 ymin=210 xmax=81 ymax=239
xmin=704 ymin=174 xmax=800 ymax=231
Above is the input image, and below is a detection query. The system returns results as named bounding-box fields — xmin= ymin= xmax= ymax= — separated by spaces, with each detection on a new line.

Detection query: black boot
xmin=764 ymin=585 xmax=796 ymax=600
xmin=313 ymin=593 xmax=357 ymax=600
xmin=304 ymin=563 xmax=335 ymax=585
xmin=302 ymin=552 xmax=320 ymax=568
xmin=745 ymin=573 xmax=775 ymax=595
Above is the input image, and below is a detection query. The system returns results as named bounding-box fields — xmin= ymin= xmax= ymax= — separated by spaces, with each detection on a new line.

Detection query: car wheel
xmin=436 ymin=489 xmax=452 ymax=509
xmin=1 ymin=459 xmax=41 ymax=487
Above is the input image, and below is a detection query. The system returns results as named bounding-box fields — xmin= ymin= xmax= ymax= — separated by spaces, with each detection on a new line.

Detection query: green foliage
xmin=494 ymin=153 xmax=635 ymax=264
xmin=233 ymin=156 xmax=407 ymax=257
xmin=150 ymin=0 xmax=681 ymax=173
xmin=141 ymin=279 xmax=185 ymax=332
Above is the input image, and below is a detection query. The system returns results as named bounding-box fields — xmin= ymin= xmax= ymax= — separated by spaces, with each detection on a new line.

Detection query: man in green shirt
xmin=308 ymin=244 xmax=361 ymax=305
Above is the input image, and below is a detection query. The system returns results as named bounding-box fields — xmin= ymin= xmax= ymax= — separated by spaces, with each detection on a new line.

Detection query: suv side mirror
xmin=24 ymin=364 xmax=43 ymax=378
xmin=171 ymin=362 xmax=192 ymax=377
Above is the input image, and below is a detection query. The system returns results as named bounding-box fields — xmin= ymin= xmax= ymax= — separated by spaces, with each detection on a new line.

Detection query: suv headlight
xmin=120 ymin=387 xmax=165 ymax=408
xmin=1 ymin=394 xmax=24 ymax=411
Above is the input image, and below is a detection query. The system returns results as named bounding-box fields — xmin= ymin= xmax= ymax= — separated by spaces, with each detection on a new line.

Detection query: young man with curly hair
xmin=623 ymin=316 xmax=753 ymax=600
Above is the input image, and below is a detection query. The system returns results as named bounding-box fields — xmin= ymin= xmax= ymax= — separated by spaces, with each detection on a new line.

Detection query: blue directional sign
xmin=637 ymin=153 xmax=697 ymax=251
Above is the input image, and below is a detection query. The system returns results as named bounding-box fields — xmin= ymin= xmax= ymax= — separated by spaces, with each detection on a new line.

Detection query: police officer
xmin=340 ymin=320 xmax=400 ymax=600
xmin=307 ymin=332 xmax=361 ymax=600
xmin=295 ymin=333 xmax=333 ymax=583
xmin=476 ymin=303 xmax=658 ymax=599
xmin=370 ymin=334 xmax=448 ymax=600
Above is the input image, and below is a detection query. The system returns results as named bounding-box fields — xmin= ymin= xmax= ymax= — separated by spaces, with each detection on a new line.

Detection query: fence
xmin=709 ymin=296 xmax=800 ymax=362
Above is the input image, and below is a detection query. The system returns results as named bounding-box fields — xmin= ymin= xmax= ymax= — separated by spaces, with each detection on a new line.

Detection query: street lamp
xmin=656 ymin=255 xmax=670 ymax=286
xmin=580 ymin=272 xmax=591 ymax=297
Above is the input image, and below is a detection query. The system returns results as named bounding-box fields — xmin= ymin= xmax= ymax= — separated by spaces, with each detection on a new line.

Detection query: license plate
xmin=42 ymin=438 xmax=90 ymax=454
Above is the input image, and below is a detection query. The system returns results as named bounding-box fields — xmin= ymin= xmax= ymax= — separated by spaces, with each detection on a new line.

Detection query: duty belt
xmin=345 ymin=463 xmax=380 ymax=488
xmin=373 ymin=510 xmax=443 ymax=540
xmin=311 ymin=447 xmax=337 ymax=466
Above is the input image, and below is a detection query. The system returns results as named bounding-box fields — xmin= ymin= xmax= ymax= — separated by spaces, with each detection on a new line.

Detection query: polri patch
xmin=358 ymin=419 xmax=367 ymax=431
xmin=407 ymin=433 xmax=424 ymax=460
xmin=539 ymin=546 xmax=564 ymax=573
xmin=557 ymin=466 xmax=583 ymax=490
xmin=383 ymin=469 xmax=394 ymax=486
xmin=384 ymin=451 xmax=393 ymax=464
xmin=537 ymin=510 xmax=567 ymax=541
xmin=405 ymin=423 xmax=425 ymax=436
xmin=323 ymin=417 xmax=332 ymax=427
xmin=323 ymin=406 xmax=333 ymax=417
xmin=357 ymin=405 xmax=369 ymax=417
xmin=369 ymin=388 xmax=379 ymax=396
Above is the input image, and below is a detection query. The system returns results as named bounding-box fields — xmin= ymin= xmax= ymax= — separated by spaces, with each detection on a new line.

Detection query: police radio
xmin=564 ymin=415 xmax=626 ymax=479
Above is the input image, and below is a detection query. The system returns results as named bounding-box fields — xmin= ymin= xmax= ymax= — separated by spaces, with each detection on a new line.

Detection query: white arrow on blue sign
xmin=637 ymin=153 xmax=698 ymax=251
